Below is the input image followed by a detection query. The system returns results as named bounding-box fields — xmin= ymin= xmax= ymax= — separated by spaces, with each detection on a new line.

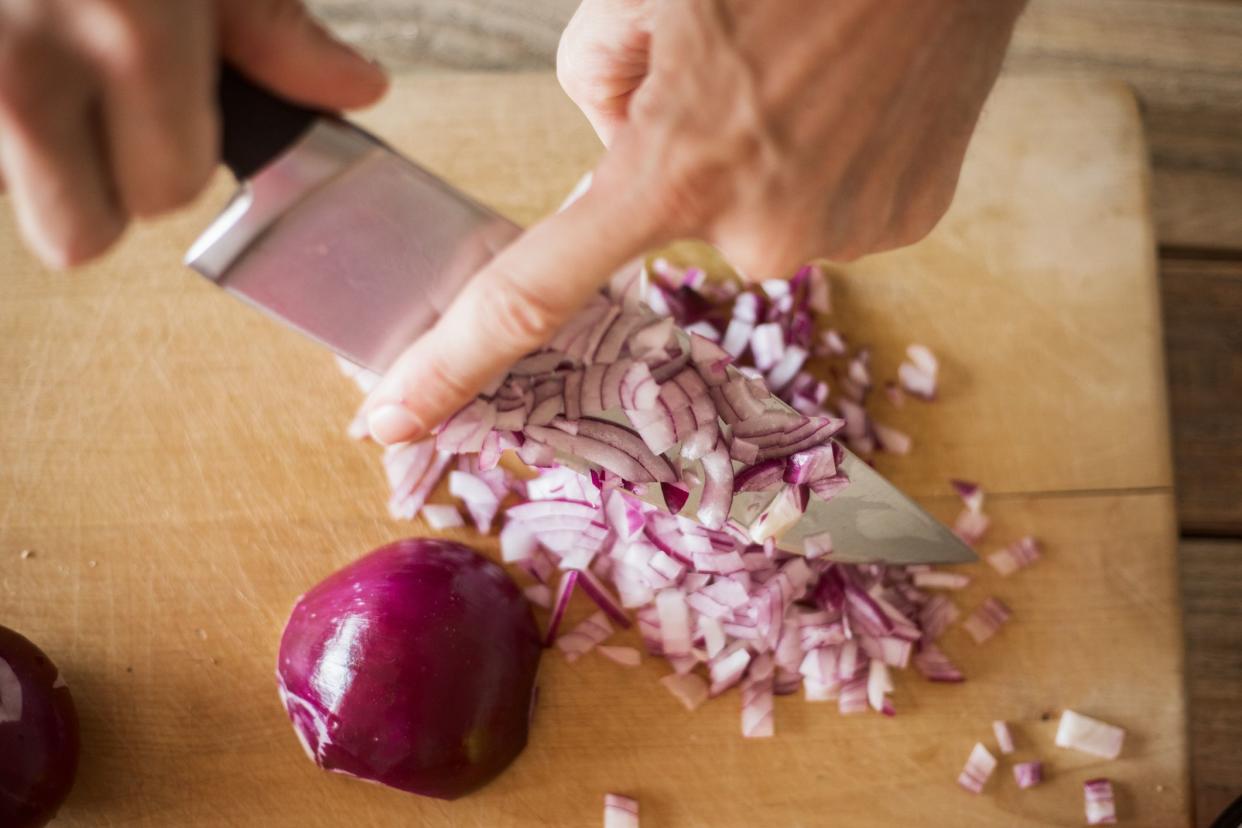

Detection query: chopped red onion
xmin=556 ymin=611 xmax=614 ymax=663
xmin=953 ymin=509 xmax=991 ymax=546
xmin=1055 ymin=710 xmax=1125 ymax=759
xmin=740 ymin=653 xmax=775 ymax=737
xmin=873 ymin=423 xmax=912 ymax=455
xmin=597 ymin=645 xmax=642 ymax=667
xmin=1012 ymin=761 xmax=1043 ymax=789
xmin=1084 ymin=778 xmax=1117 ymax=825
xmin=604 ymin=793 xmax=640 ymax=828
xmin=655 ymin=589 xmax=692 ymax=658
xmin=523 ymin=584 xmax=552 ymax=608
xmin=421 ymin=504 xmax=464 ymax=530
xmin=499 ymin=520 xmax=539 ymax=563
xmin=345 ymin=258 xmax=1013 ymax=751
xmin=912 ymin=571 xmax=971 ymax=590
xmin=449 ymin=470 xmax=502 ymax=533
xmin=962 ymin=597 xmax=1011 ymax=645
xmin=898 ymin=344 xmax=939 ymax=400
xmin=957 ymin=742 xmax=997 ymax=794
xmin=918 ymin=595 xmax=961 ymax=640
xmin=950 ymin=479 xmax=983 ymax=513
xmin=987 ymin=536 xmax=1042 ymax=576
xmin=544 ymin=570 xmax=579 ymax=645
xmin=913 ymin=643 xmax=964 ymax=682
xmin=660 ymin=672 xmax=708 ymax=712
xmin=992 ymin=720 xmax=1015 ymax=754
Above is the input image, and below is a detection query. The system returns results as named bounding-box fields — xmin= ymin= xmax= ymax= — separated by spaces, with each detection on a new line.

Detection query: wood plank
xmin=1006 ymin=0 xmax=1242 ymax=251
xmin=1160 ymin=258 xmax=1242 ymax=535
xmin=0 ymin=75 xmax=1187 ymax=825
xmin=1180 ymin=540 xmax=1242 ymax=827
xmin=309 ymin=0 xmax=1242 ymax=250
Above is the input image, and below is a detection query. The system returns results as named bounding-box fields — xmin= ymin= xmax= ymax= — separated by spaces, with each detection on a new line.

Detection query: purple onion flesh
xmin=0 ymin=626 xmax=80 ymax=828
xmin=276 ymin=539 xmax=541 ymax=800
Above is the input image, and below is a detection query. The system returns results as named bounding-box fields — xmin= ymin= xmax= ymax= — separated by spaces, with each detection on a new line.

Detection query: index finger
xmin=364 ymin=168 xmax=667 ymax=446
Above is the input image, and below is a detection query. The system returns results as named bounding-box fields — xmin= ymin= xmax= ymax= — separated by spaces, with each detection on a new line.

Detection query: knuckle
xmin=480 ymin=271 xmax=561 ymax=349
xmin=126 ymin=169 xmax=205 ymax=217
xmin=97 ymin=8 xmax=167 ymax=77
xmin=0 ymin=37 xmax=58 ymax=118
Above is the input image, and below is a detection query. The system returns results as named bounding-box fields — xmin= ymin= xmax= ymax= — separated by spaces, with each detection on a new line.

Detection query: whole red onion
xmin=277 ymin=539 xmax=542 ymax=799
xmin=0 ymin=626 xmax=80 ymax=828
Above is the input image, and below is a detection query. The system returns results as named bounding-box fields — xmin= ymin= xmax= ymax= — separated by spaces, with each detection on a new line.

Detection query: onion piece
xmin=499 ymin=520 xmax=539 ymax=563
xmin=950 ymin=479 xmax=984 ymax=513
xmin=576 ymin=567 xmax=632 ymax=628
xmin=992 ymin=720 xmax=1015 ymax=755
xmin=987 ymin=536 xmax=1042 ymax=576
xmin=545 ymin=570 xmax=579 ymax=645
xmin=873 ymin=423 xmax=912 ymax=455
xmin=523 ymin=584 xmax=552 ymax=608
xmin=962 ymin=597 xmax=1011 ymax=644
xmin=1055 ymin=710 xmax=1126 ymax=759
xmin=912 ymin=571 xmax=971 ymax=590
xmin=421 ymin=504 xmax=465 ymax=530
xmin=604 ymin=793 xmax=640 ymax=828
xmin=956 ymin=742 xmax=997 ymax=794
xmin=740 ymin=653 xmax=775 ymax=738
xmin=660 ymin=672 xmax=708 ymax=712
xmin=918 ymin=595 xmax=960 ymax=641
xmin=1013 ymin=761 xmax=1043 ymax=790
xmin=953 ymin=508 xmax=991 ymax=546
xmin=913 ymin=643 xmax=964 ymax=682
xmin=556 ymin=611 xmax=614 ymax=663
xmin=898 ymin=344 xmax=939 ymax=400
xmin=655 ymin=589 xmax=692 ymax=658
xmin=1084 ymin=778 xmax=1118 ymax=825
xmin=597 ymin=645 xmax=642 ymax=667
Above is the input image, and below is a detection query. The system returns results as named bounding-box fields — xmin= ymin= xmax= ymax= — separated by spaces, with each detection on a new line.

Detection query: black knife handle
xmin=217 ymin=65 xmax=326 ymax=180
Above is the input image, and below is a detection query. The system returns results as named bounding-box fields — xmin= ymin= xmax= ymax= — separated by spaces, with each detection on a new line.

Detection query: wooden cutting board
xmin=0 ymin=75 xmax=1186 ymax=826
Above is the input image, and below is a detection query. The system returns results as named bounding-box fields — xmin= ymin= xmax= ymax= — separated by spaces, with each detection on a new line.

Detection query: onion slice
xmin=596 ymin=646 xmax=642 ymax=667
xmin=1013 ymin=761 xmax=1043 ymax=790
xmin=556 ymin=611 xmax=614 ymax=663
xmin=992 ymin=720 xmax=1015 ymax=755
xmin=604 ymin=793 xmax=640 ymax=828
xmin=661 ymin=672 xmax=708 ymax=712
xmin=956 ymin=742 xmax=997 ymax=794
xmin=962 ymin=597 xmax=1011 ymax=645
xmin=1055 ymin=710 xmax=1125 ymax=759
xmin=1084 ymin=778 xmax=1117 ymax=825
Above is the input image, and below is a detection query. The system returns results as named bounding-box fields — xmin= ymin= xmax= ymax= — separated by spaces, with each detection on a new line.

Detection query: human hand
xmin=0 ymin=0 xmax=387 ymax=268
xmin=364 ymin=0 xmax=1025 ymax=445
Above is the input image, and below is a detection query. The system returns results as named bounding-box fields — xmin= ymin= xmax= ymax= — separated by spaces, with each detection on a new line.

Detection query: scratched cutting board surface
xmin=0 ymin=75 xmax=1186 ymax=826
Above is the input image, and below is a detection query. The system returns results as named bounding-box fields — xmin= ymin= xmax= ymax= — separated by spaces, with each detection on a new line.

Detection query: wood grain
xmin=1161 ymin=259 xmax=1242 ymax=536
xmin=308 ymin=0 xmax=1242 ymax=251
xmin=1180 ymin=540 xmax=1242 ymax=827
xmin=0 ymin=75 xmax=1188 ymax=826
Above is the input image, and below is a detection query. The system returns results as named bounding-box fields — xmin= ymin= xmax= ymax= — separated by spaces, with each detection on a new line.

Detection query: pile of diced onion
xmin=339 ymin=257 xmax=1130 ymax=823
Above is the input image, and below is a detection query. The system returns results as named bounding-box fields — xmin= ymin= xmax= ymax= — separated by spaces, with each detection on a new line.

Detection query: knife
xmin=186 ymin=67 xmax=976 ymax=567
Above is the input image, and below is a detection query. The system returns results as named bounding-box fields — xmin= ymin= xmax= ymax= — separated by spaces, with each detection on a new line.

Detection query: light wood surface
xmin=0 ymin=75 xmax=1187 ymax=826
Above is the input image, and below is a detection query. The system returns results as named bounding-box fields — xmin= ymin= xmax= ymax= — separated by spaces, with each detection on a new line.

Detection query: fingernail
xmin=367 ymin=403 xmax=422 ymax=445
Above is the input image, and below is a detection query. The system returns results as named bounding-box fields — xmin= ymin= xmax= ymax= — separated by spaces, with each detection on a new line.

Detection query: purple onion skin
xmin=0 ymin=626 xmax=80 ymax=828
xmin=277 ymin=539 xmax=542 ymax=800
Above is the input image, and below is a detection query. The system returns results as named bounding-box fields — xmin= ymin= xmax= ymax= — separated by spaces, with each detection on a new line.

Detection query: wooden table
xmin=298 ymin=7 xmax=1242 ymax=823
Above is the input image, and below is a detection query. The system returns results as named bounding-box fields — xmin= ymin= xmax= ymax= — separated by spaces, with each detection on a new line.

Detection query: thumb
xmin=363 ymin=175 xmax=665 ymax=446
xmin=217 ymin=0 xmax=387 ymax=111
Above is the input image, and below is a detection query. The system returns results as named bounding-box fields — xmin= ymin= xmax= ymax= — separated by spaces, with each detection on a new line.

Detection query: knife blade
xmin=187 ymin=67 xmax=975 ymax=566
